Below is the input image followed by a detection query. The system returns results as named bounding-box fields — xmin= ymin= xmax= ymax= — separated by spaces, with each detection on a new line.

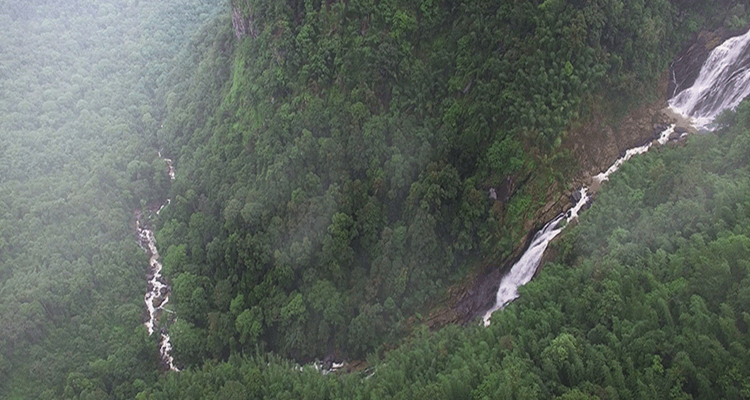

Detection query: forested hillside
xmin=136 ymin=96 xmax=750 ymax=400
xmin=0 ymin=1 xmax=222 ymax=398
xmin=153 ymin=0 xmax=745 ymax=366
xmin=3 ymin=0 xmax=750 ymax=398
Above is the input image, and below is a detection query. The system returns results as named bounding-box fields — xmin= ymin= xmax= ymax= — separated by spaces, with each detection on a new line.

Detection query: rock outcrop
xmin=669 ymin=28 xmax=737 ymax=98
xmin=231 ymin=4 xmax=258 ymax=40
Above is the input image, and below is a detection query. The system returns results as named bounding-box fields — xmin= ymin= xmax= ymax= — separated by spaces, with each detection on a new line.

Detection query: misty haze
xmin=2 ymin=1 xmax=750 ymax=398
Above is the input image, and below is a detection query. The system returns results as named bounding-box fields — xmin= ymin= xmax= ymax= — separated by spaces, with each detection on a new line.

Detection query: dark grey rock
xmin=670 ymin=28 xmax=734 ymax=99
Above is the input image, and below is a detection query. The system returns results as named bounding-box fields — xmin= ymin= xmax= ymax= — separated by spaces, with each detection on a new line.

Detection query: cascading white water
xmin=158 ymin=150 xmax=176 ymax=180
xmin=670 ymin=28 xmax=750 ymax=129
xmin=482 ymin=126 xmax=676 ymax=326
xmin=137 ymin=154 xmax=178 ymax=371
xmin=137 ymin=223 xmax=178 ymax=371
xmin=484 ymin=27 xmax=750 ymax=325
xmin=482 ymin=188 xmax=589 ymax=326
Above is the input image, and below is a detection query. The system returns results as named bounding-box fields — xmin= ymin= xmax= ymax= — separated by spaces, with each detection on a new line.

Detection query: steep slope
xmin=0 ymin=1 xmax=223 ymax=398
xmin=154 ymin=0 xmax=745 ymax=367
xmin=142 ymin=89 xmax=750 ymax=400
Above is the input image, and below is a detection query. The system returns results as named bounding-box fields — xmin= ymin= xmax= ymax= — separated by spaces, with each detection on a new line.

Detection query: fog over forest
xmin=2 ymin=0 xmax=750 ymax=399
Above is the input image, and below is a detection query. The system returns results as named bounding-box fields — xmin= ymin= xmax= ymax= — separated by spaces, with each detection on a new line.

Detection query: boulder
xmin=653 ymin=123 xmax=670 ymax=139
xmin=570 ymin=190 xmax=582 ymax=203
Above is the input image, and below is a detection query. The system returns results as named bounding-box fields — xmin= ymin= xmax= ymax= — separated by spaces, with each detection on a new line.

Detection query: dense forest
xmin=0 ymin=1 xmax=222 ymax=398
xmin=138 ymin=101 xmax=750 ymax=398
xmin=2 ymin=0 xmax=750 ymax=398
xmin=153 ymin=0 xmax=746 ymax=365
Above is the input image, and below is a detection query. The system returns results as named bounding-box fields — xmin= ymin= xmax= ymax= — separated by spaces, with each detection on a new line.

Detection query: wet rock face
xmin=455 ymin=267 xmax=501 ymax=322
xmin=669 ymin=28 xmax=736 ymax=98
xmin=232 ymin=7 xmax=247 ymax=39
xmin=455 ymin=224 xmax=543 ymax=323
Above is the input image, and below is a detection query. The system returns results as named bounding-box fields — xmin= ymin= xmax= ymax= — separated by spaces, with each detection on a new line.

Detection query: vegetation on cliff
xmin=138 ymin=99 xmax=750 ymax=400
xmin=154 ymin=0 xmax=740 ymax=367
xmin=2 ymin=0 xmax=750 ymax=398
xmin=0 ymin=1 xmax=222 ymax=398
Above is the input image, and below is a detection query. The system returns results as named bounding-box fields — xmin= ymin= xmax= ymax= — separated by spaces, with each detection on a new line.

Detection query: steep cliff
xmin=669 ymin=28 xmax=735 ymax=98
xmin=154 ymin=0 xmax=749 ymax=361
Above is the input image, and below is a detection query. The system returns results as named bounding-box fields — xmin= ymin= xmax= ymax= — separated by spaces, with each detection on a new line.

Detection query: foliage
xmin=141 ymin=100 xmax=750 ymax=400
xmin=0 ymin=0 xmax=223 ymax=398
xmin=153 ymin=0 xmax=734 ymax=367
xmin=3 ymin=0 xmax=750 ymax=398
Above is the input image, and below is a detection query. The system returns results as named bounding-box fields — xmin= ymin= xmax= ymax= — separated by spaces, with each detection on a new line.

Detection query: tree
xmin=236 ymin=307 xmax=263 ymax=347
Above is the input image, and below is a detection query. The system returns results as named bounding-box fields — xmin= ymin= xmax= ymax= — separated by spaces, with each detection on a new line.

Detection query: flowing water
xmin=670 ymin=28 xmax=750 ymax=129
xmin=482 ymin=127 xmax=674 ymax=326
xmin=482 ymin=187 xmax=590 ymax=326
xmin=484 ymin=27 xmax=750 ymax=325
xmin=137 ymin=153 xmax=178 ymax=371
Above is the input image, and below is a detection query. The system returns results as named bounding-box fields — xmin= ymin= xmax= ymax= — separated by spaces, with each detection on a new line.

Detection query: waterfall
xmin=138 ymin=223 xmax=179 ymax=371
xmin=482 ymin=189 xmax=590 ymax=326
xmin=670 ymin=28 xmax=750 ymax=129
xmin=484 ymin=27 xmax=750 ymax=325
xmin=482 ymin=126 xmax=676 ymax=326
xmin=158 ymin=150 xmax=176 ymax=180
